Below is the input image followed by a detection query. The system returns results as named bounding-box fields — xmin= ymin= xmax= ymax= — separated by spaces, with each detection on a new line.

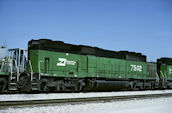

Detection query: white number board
xmin=131 ymin=64 xmax=142 ymax=72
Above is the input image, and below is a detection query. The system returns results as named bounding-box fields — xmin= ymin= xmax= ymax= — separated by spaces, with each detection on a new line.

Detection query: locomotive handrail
xmin=10 ymin=60 xmax=20 ymax=81
xmin=164 ymin=71 xmax=167 ymax=82
xmin=9 ymin=59 xmax=13 ymax=80
xmin=38 ymin=61 xmax=44 ymax=80
xmin=160 ymin=71 xmax=165 ymax=85
xmin=155 ymin=72 xmax=159 ymax=83
xmin=14 ymin=60 xmax=20 ymax=81
xmin=29 ymin=60 xmax=33 ymax=81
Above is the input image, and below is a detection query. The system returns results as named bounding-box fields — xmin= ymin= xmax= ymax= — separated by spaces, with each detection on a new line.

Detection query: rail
xmin=1 ymin=92 xmax=172 ymax=108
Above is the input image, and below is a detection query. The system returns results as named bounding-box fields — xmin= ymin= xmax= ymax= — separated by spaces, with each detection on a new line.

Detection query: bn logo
xmin=56 ymin=58 xmax=76 ymax=66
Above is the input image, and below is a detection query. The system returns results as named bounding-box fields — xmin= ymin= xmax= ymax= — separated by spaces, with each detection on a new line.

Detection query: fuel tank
xmin=84 ymin=80 xmax=129 ymax=91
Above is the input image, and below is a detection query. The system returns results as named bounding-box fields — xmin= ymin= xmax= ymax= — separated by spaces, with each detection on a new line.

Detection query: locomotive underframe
xmin=23 ymin=73 xmax=161 ymax=92
xmin=1 ymin=73 xmax=172 ymax=93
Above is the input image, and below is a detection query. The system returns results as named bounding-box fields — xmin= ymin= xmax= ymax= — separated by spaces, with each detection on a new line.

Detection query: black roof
xmin=157 ymin=57 xmax=172 ymax=65
xmin=28 ymin=39 xmax=146 ymax=62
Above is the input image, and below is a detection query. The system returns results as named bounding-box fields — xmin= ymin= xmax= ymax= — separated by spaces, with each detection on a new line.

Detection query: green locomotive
xmin=0 ymin=39 xmax=172 ymax=93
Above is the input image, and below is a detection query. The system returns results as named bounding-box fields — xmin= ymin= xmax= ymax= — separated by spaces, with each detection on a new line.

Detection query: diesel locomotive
xmin=0 ymin=39 xmax=172 ymax=93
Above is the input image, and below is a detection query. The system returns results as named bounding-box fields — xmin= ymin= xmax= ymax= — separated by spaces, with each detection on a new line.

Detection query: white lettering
xmin=66 ymin=61 xmax=76 ymax=65
xmin=131 ymin=64 xmax=142 ymax=72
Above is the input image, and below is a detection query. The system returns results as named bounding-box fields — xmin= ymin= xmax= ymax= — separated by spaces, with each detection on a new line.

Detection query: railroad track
xmin=1 ymin=93 xmax=172 ymax=108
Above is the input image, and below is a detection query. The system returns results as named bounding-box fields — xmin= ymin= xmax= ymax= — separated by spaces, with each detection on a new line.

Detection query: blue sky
xmin=0 ymin=0 xmax=172 ymax=61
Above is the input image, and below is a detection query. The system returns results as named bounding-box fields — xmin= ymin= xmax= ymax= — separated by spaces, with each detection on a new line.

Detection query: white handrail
xmin=160 ymin=71 xmax=165 ymax=84
xmin=29 ymin=60 xmax=33 ymax=81
xmin=155 ymin=72 xmax=159 ymax=83
xmin=38 ymin=61 xmax=44 ymax=80
xmin=15 ymin=60 xmax=20 ymax=81
xmin=10 ymin=59 xmax=13 ymax=80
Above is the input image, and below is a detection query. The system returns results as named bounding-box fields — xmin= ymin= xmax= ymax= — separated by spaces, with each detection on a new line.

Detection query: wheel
xmin=74 ymin=82 xmax=83 ymax=92
xmin=40 ymin=79 xmax=49 ymax=92
xmin=18 ymin=75 xmax=31 ymax=92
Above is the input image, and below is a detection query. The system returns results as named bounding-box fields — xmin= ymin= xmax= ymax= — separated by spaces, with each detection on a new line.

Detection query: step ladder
xmin=7 ymin=48 xmax=28 ymax=91
xmin=8 ymin=73 xmax=18 ymax=91
xmin=29 ymin=60 xmax=39 ymax=91
xmin=8 ymin=60 xmax=19 ymax=91
xmin=31 ymin=75 xmax=40 ymax=91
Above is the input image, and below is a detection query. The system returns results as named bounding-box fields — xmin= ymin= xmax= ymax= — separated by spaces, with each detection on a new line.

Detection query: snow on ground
xmin=0 ymin=90 xmax=172 ymax=101
xmin=1 ymin=97 xmax=172 ymax=113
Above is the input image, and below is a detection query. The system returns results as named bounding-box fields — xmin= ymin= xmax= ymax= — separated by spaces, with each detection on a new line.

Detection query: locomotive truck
xmin=0 ymin=39 xmax=172 ymax=93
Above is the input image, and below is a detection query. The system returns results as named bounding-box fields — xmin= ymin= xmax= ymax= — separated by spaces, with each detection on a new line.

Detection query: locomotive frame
xmin=0 ymin=39 xmax=172 ymax=93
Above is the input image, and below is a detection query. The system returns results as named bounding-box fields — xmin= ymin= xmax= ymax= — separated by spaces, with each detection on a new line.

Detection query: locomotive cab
xmin=157 ymin=58 xmax=172 ymax=89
